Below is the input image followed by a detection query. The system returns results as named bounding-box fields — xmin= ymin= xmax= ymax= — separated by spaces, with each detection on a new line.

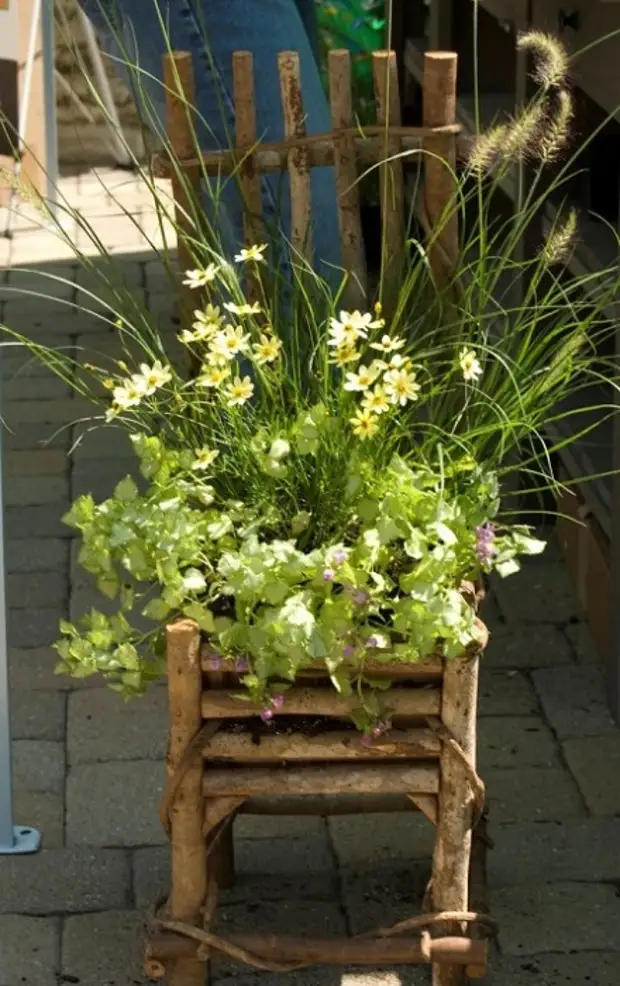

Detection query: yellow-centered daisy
xmin=197 ymin=365 xmax=230 ymax=388
xmin=224 ymin=301 xmax=261 ymax=316
xmin=253 ymin=334 xmax=282 ymax=365
xmin=234 ymin=244 xmax=267 ymax=263
xmin=192 ymin=448 xmax=220 ymax=471
xmin=459 ymin=347 xmax=483 ymax=382
xmin=343 ymin=364 xmax=380 ymax=391
xmin=384 ymin=367 xmax=420 ymax=406
xmin=362 ymin=385 xmax=390 ymax=415
xmin=225 ymin=375 xmax=255 ymax=406
xmin=350 ymin=408 xmax=380 ymax=439
xmin=183 ymin=264 xmax=220 ymax=289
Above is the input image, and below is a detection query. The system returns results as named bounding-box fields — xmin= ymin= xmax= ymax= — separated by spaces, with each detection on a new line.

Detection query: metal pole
xmin=0 ymin=404 xmax=41 ymax=854
xmin=41 ymin=0 xmax=59 ymax=220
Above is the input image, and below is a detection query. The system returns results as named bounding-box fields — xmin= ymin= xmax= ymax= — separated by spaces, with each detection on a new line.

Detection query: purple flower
xmin=323 ymin=568 xmax=335 ymax=583
xmin=360 ymin=734 xmax=374 ymax=747
xmin=271 ymin=693 xmax=285 ymax=710
xmin=235 ymin=658 xmax=249 ymax=673
xmin=371 ymin=719 xmax=392 ymax=739
xmin=332 ymin=549 xmax=347 ymax=565
xmin=352 ymin=589 xmax=370 ymax=606
xmin=207 ymin=656 xmax=223 ymax=670
xmin=475 ymin=523 xmax=496 ymax=565
xmin=343 ymin=644 xmax=355 ymax=658
xmin=260 ymin=707 xmax=274 ymax=723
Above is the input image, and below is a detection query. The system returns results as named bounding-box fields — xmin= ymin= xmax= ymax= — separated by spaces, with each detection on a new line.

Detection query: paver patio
xmin=1 ymin=169 xmax=620 ymax=985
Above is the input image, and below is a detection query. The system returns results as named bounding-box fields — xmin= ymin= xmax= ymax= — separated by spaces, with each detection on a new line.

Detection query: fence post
xmin=422 ymin=51 xmax=458 ymax=290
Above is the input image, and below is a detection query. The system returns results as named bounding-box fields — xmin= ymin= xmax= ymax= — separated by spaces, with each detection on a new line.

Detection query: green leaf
xmin=496 ymin=558 xmax=520 ymax=577
xmin=114 ymin=476 xmax=139 ymax=502
xmin=116 ymin=642 xmax=140 ymax=670
xmin=142 ymin=597 xmax=171 ymax=621
xmin=183 ymin=602 xmax=215 ymax=632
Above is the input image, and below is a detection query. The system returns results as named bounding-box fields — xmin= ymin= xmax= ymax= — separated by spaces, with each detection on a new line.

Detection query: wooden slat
xmin=201 ymin=685 xmax=441 ymax=719
xmin=373 ymin=50 xmax=406 ymax=314
xmin=203 ymin=762 xmax=439 ymax=797
xmin=240 ymin=794 xmax=415 ymax=815
xmin=202 ymin=727 xmax=441 ymax=762
xmin=278 ymin=51 xmax=312 ymax=261
xmin=201 ymin=647 xmax=444 ymax=678
xmin=422 ymin=51 xmax=459 ymax=290
xmin=328 ymin=49 xmax=366 ymax=308
xmin=232 ymin=51 xmax=264 ymax=249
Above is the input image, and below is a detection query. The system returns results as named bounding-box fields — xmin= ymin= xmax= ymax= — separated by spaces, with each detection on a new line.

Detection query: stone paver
xmin=67 ymin=687 xmax=167 ymax=763
xmin=0 ymin=848 xmax=130 ymax=913
xmin=12 ymin=739 xmax=65 ymax=794
xmin=532 ymin=664 xmax=617 ymax=739
xmin=328 ymin=813 xmax=436 ymax=867
xmin=488 ymin=952 xmax=620 ymax=985
xmin=62 ymin=911 xmax=150 ymax=986
xmin=484 ymin=766 xmax=586 ymax=823
xmin=562 ymin=733 xmax=620 ymax=816
xmin=12 ymin=790 xmax=64 ymax=848
xmin=0 ymin=915 xmax=60 ymax=986
xmin=478 ymin=669 xmax=539 ymax=717
xmin=492 ymin=882 xmax=620 ymax=955
xmin=484 ymin=624 xmax=573 ymax=669
xmin=5 ymin=167 xmax=620 ymax=986
xmin=488 ymin=819 xmax=620 ymax=886
xmin=11 ymin=689 xmax=66 ymax=741
xmin=477 ymin=717 xmax=559 ymax=769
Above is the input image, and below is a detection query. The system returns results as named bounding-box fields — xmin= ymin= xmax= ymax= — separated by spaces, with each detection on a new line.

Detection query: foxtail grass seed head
xmin=517 ymin=30 xmax=569 ymax=90
xmin=541 ymin=208 xmax=578 ymax=266
xmin=467 ymin=124 xmax=510 ymax=175
xmin=503 ymin=99 xmax=547 ymax=161
xmin=536 ymin=88 xmax=574 ymax=162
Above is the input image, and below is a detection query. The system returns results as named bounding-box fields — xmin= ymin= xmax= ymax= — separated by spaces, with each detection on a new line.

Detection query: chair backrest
xmin=161 ymin=47 xmax=460 ymax=322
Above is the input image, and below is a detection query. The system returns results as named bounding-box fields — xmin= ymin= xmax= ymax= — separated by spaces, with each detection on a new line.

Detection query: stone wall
xmin=55 ymin=0 xmax=146 ymax=164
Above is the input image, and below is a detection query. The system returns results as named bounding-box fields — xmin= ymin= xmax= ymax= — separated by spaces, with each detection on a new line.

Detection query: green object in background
xmin=315 ymin=1 xmax=386 ymax=125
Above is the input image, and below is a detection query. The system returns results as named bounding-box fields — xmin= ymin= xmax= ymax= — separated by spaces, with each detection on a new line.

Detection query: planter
xmin=144 ymin=616 xmax=494 ymax=986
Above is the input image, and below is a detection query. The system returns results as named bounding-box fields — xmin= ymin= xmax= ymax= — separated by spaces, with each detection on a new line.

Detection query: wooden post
xmin=328 ymin=49 xmax=366 ymax=309
xmin=431 ymin=655 xmax=480 ymax=986
xmin=372 ymin=50 xmax=405 ymax=317
xmin=232 ymin=50 xmax=264 ymax=305
xmin=278 ymin=51 xmax=313 ymax=263
xmin=166 ymin=620 xmax=207 ymax=986
xmin=422 ymin=51 xmax=459 ymax=290
xmin=163 ymin=52 xmax=202 ymax=340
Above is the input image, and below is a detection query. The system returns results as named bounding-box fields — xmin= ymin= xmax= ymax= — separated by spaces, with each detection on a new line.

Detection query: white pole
xmin=41 ymin=0 xmax=59 ymax=219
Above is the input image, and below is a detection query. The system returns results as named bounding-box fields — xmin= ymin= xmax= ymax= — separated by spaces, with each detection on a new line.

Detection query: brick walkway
xmin=1 ymin=170 xmax=620 ymax=986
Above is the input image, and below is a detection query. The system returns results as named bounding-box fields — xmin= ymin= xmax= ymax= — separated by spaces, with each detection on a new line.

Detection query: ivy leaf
xmin=116 ymin=642 xmax=140 ymax=670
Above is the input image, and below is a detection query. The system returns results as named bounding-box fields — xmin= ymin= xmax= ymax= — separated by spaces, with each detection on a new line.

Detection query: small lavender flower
xmin=271 ymin=693 xmax=285 ymax=710
xmin=235 ymin=657 xmax=249 ymax=673
xmin=359 ymin=734 xmax=374 ymax=748
xmin=352 ymin=589 xmax=370 ymax=606
xmin=208 ymin=656 xmax=224 ymax=671
xmin=260 ymin=707 xmax=274 ymax=723
xmin=371 ymin=719 xmax=392 ymax=739
xmin=343 ymin=644 xmax=355 ymax=658
xmin=332 ymin=548 xmax=348 ymax=565
xmin=323 ymin=568 xmax=335 ymax=583
xmin=475 ymin=523 xmax=496 ymax=564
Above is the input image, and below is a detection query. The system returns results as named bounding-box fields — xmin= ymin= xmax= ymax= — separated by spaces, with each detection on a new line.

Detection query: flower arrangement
xmin=3 ymin=29 xmax=620 ymax=734
xmin=55 ymin=255 xmax=545 ymax=729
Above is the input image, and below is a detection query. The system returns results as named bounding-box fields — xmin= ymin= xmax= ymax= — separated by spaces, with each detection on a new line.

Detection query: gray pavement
xmin=1 ymin=171 xmax=620 ymax=986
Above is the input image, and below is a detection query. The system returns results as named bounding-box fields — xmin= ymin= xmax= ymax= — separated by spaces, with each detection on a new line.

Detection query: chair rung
xmin=202 ymin=727 xmax=440 ymax=763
